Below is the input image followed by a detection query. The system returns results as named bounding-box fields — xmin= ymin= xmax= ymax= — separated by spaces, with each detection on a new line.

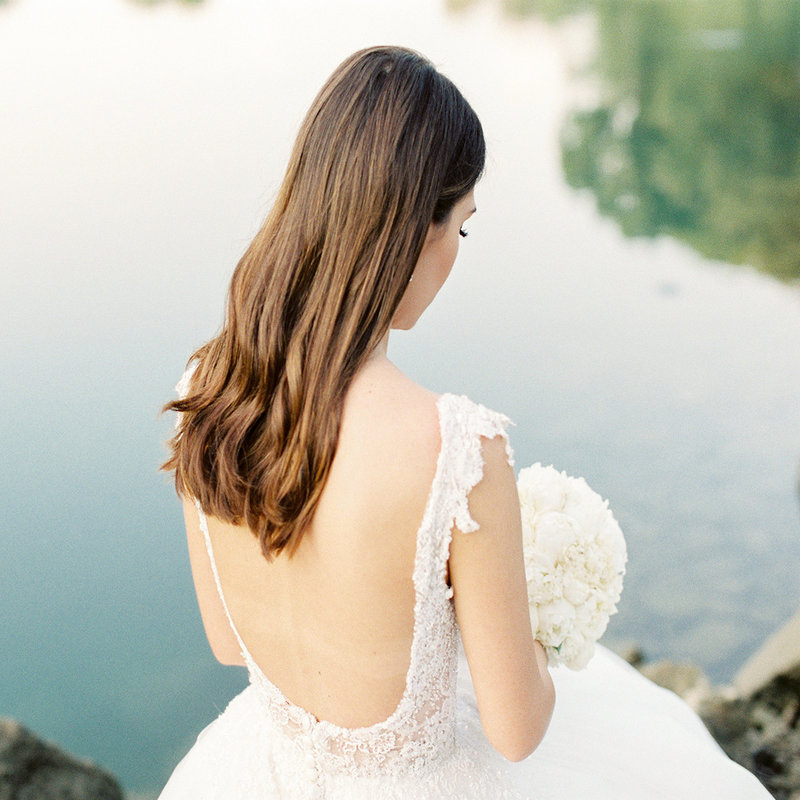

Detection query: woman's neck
xmin=369 ymin=331 xmax=390 ymax=361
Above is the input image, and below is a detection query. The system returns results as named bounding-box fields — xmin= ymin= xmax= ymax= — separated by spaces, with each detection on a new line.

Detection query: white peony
xmin=518 ymin=463 xmax=627 ymax=670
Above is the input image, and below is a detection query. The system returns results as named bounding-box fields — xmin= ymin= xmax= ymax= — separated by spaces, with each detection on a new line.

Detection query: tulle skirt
xmin=160 ymin=645 xmax=769 ymax=799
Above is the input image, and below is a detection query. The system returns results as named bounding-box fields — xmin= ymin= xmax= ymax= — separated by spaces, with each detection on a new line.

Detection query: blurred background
xmin=1 ymin=0 xmax=798 ymax=796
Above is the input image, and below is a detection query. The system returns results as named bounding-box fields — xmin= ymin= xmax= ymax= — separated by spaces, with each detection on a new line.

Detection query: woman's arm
xmin=449 ymin=435 xmax=555 ymax=761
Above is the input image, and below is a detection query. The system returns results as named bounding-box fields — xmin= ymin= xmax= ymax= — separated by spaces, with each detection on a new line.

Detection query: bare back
xmin=185 ymin=358 xmax=442 ymax=728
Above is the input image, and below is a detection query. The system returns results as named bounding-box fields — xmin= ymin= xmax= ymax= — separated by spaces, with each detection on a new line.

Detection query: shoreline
xmin=619 ymin=607 xmax=800 ymax=800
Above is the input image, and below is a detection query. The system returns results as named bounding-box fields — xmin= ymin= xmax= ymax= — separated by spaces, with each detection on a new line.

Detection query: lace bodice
xmin=188 ymin=388 xmax=513 ymax=783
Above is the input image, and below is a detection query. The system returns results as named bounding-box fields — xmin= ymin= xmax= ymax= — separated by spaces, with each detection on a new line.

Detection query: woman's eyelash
xmin=459 ymin=228 xmax=468 ymax=238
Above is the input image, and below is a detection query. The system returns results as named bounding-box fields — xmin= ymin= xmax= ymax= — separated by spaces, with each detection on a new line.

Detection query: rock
xmin=614 ymin=642 xmax=645 ymax=668
xmin=734 ymin=608 xmax=800 ymax=696
xmin=715 ymin=607 xmax=800 ymax=799
xmin=698 ymin=669 xmax=800 ymax=800
xmin=639 ymin=659 xmax=714 ymax=711
xmin=0 ymin=718 xmax=124 ymax=800
xmin=628 ymin=639 xmax=800 ymax=799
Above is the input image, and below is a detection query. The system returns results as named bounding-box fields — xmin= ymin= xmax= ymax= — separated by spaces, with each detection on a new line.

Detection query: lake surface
xmin=1 ymin=1 xmax=799 ymax=796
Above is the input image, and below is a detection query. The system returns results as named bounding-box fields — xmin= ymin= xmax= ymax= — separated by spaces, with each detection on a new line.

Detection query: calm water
xmin=2 ymin=1 xmax=799 ymax=796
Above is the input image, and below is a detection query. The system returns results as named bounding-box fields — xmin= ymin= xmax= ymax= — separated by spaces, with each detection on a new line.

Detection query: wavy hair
xmin=162 ymin=46 xmax=485 ymax=557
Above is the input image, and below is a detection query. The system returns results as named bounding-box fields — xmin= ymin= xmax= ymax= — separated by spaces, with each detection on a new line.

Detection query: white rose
xmin=519 ymin=464 xmax=627 ymax=670
xmin=517 ymin=464 xmax=568 ymax=513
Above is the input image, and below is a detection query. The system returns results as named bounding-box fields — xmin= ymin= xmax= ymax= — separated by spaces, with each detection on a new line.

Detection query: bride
xmin=160 ymin=46 xmax=769 ymax=799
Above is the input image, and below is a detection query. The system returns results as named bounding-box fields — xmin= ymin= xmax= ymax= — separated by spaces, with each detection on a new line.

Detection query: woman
xmin=160 ymin=47 xmax=770 ymax=799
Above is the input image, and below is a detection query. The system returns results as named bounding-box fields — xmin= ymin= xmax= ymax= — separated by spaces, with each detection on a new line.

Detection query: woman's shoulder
xmin=346 ymin=356 xmax=438 ymax=420
xmin=343 ymin=358 xmax=513 ymax=473
xmin=340 ymin=360 xmax=442 ymax=473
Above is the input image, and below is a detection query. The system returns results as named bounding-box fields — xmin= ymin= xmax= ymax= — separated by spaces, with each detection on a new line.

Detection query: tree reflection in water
xmin=453 ymin=0 xmax=800 ymax=284
xmin=0 ymin=0 xmax=207 ymax=7
xmin=126 ymin=0 xmax=206 ymax=5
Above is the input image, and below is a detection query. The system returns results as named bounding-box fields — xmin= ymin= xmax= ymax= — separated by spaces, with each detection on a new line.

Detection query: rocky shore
xmin=0 ymin=719 xmax=123 ymax=800
xmin=2 ymin=610 xmax=798 ymax=799
xmin=624 ymin=608 xmax=800 ymax=800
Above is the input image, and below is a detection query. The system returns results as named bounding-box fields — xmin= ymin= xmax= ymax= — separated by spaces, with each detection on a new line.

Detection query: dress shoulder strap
xmin=174 ymin=360 xmax=198 ymax=401
xmin=435 ymin=393 xmax=514 ymax=535
xmin=174 ymin=362 xmax=250 ymax=661
xmin=192 ymin=500 xmax=250 ymax=661
xmin=412 ymin=394 xmax=515 ymax=605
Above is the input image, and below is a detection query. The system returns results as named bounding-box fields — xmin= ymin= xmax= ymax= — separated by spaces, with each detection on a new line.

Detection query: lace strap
xmin=173 ymin=361 xmax=198 ymax=429
xmin=437 ymin=393 xmax=514 ymax=534
xmin=193 ymin=499 xmax=250 ymax=662
xmin=175 ymin=363 xmax=250 ymax=662
xmin=174 ymin=361 xmax=198 ymax=400
xmin=414 ymin=394 xmax=514 ymax=603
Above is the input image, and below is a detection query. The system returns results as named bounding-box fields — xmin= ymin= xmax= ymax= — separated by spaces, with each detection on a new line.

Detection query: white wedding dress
xmin=160 ymin=392 xmax=770 ymax=799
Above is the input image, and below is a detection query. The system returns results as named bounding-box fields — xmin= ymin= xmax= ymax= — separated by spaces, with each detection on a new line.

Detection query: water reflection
xmin=447 ymin=0 xmax=590 ymax=20
xmin=126 ymin=0 xmax=205 ymax=5
xmin=455 ymin=0 xmax=800 ymax=284
xmin=0 ymin=0 xmax=207 ymax=8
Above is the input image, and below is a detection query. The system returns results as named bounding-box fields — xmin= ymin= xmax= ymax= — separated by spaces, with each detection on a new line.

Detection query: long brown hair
xmin=163 ymin=46 xmax=485 ymax=558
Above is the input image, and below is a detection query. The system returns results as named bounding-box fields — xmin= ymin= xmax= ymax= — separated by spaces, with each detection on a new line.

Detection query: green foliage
xmin=500 ymin=0 xmax=591 ymax=21
xmin=127 ymin=0 xmax=205 ymax=5
xmin=450 ymin=0 xmax=800 ymax=282
xmin=445 ymin=0 xmax=482 ymax=12
xmin=559 ymin=1 xmax=800 ymax=283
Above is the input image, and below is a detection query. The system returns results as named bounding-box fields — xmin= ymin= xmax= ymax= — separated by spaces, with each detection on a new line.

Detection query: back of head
xmin=164 ymin=46 xmax=485 ymax=557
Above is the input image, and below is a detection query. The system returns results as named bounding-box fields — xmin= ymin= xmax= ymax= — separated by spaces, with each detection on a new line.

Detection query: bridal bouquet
xmin=518 ymin=464 xmax=627 ymax=670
